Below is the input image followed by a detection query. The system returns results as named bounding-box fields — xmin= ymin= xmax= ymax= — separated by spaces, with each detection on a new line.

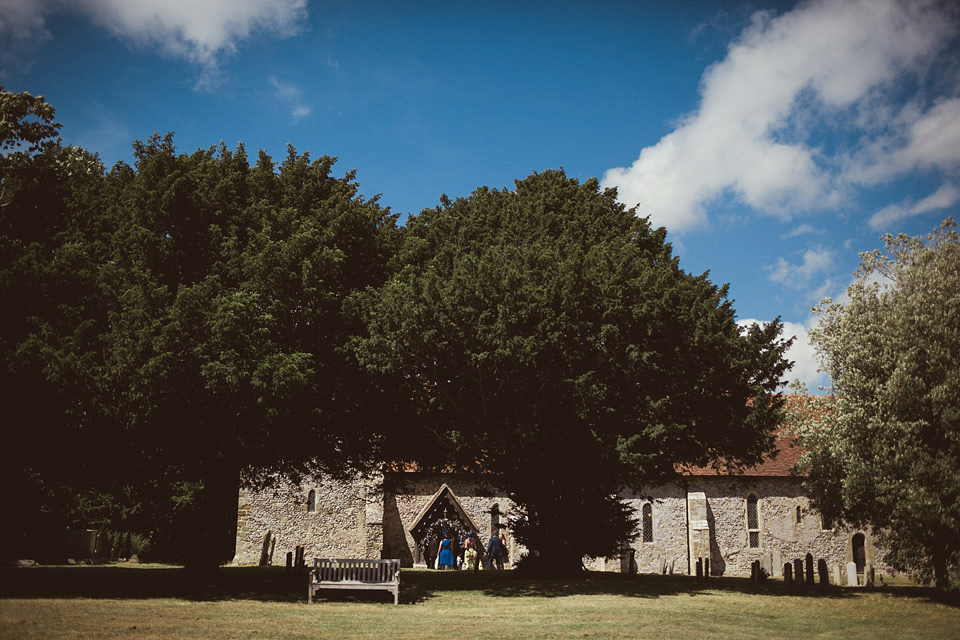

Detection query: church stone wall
xmin=234 ymin=470 xmax=887 ymax=577
xmin=622 ymin=476 xmax=888 ymax=578
xmin=233 ymin=475 xmax=372 ymax=566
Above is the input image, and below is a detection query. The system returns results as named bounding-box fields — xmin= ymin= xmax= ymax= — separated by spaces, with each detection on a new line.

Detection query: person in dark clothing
xmin=486 ymin=530 xmax=505 ymax=570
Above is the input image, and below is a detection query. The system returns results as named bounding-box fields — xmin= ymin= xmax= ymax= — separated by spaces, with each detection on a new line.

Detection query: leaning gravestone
xmin=846 ymin=562 xmax=858 ymax=586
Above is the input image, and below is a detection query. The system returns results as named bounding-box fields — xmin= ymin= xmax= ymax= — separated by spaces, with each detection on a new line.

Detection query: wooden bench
xmin=307 ymin=558 xmax=401 ymax=605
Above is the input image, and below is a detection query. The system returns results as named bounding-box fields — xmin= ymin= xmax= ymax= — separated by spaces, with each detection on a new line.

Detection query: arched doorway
xmin=852 ymin=533 xmax=866 ymax=574
xmin=409 ymin=484 xmax=483 ymax=567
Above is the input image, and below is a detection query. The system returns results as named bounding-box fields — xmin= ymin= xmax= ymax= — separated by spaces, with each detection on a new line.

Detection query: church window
xmin=746 ymin=493 xmax=760 ymax=548
xmin=642 ymin=503 xmax=653 ymax=543
xmin=307 ymin=489 xmax=316 ymax=513
xmin=796 ymin=505 xmax=802 ymax=524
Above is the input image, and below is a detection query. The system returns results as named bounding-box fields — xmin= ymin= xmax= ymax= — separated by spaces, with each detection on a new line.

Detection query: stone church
xmin=232 ymin=437 xmax=885 ymax=578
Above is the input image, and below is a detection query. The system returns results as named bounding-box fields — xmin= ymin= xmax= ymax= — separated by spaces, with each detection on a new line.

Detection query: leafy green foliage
xmin=354 ymin=170 xmax=793 ymax=574
xmin=1 ymin=86 xmax=399 ymax=566
xmin=794 ymin=219 xmax=960 ymax=589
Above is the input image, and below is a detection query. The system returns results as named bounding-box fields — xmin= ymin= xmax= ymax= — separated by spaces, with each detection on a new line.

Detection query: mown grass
xmin=1 ymin=565 xmax=958 ymax=639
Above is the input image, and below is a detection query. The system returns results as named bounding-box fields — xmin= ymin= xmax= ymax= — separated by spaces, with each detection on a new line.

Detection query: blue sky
xmin=3 ymin=0 xmax=959 ymax=391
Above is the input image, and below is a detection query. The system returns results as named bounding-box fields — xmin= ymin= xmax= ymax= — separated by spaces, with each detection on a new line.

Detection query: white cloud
xmin=782 ymin=223 xmax=820 ymax=239
xmin=270 ymin=76 xmax=311 ymax=121
xmin=602 ymin=0 xmax=960 ymax=233
xmin=0 ymin=0 xmax=52 ymax=73
xmin=739 ymin=318 xmax=829 ymax=392
xmin=766 ymin=247 xmax=835 ymax=290
xmin=868 ymin=183 xmax=960 ymax=230
xmin=848 ymin=98 xmax=960 ymax=185
xmin=0 ymin=0 xmax=308 ymax=88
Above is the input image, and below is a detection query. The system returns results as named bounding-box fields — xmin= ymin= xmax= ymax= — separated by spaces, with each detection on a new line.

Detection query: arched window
xmin=746 ymin=494 xmax=760 ymax=548
xmin=307 ymin=489 xmax=316 ymax=513
xmin=642 ymin=503 xmax=654 ymax=543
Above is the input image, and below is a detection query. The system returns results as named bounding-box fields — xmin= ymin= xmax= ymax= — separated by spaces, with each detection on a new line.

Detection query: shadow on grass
xmin=399 ymin=569 xmax=958 ymax=607
xmin=0 ymin=565 xmax=307 ymax=603
xmin=2 ymin=565 xmax=955 ymax=608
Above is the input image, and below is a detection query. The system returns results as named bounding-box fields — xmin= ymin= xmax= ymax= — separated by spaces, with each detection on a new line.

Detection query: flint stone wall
xmin=623 ymin=476 xmax=887 ymax=577
xmin=233 ymin=475 xmax=376 ymax=566
xmin=234 ymin=471 xmax=886 ymax=576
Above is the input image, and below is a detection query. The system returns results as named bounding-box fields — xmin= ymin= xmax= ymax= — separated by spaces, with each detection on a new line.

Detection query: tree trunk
xmin=932 ymin=544 xmax=950 ymax=592
xmin=183 ymin=458 xmax=240 ymax=576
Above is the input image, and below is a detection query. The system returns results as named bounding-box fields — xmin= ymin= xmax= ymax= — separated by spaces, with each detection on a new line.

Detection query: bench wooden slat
xmin=308 ymin=558 xmax=400 ymax=605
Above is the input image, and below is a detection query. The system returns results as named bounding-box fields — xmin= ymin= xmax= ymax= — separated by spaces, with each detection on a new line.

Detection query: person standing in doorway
xmin=486 ymin=530 xmax=504 ymax=570
xmin=437 ymin=534 xmax=456 ymax=570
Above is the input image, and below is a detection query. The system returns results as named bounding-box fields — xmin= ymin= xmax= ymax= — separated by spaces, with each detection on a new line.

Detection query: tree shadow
xmin=2 ymin=566 xmax=957 ymax=609
xmin=396 ymin=569 xmax=960 ymax=608
xmin=0 ymin=565 xmax=307 ymax=603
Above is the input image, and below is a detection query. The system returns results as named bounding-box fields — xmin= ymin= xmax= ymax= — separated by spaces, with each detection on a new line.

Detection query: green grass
xmin=1 ymin=565 xmax=958 ymax=639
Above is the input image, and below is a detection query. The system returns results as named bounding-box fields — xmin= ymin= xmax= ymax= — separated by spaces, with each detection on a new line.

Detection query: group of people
xmin=429 ymin=529 xmax=508 ymax=571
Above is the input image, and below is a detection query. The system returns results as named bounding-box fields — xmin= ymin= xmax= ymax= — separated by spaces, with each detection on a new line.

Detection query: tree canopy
xmin=354 ymin=170 xmax=793 ymax=574
xmin=1 ymin=87 xmax=400 ymax=566
xmin=792 ymin=219 xmax=960 ymax=590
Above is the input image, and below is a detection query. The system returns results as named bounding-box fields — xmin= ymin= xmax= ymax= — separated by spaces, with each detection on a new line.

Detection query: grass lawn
xmin=2 ymin=565 xmax=958 ymax=639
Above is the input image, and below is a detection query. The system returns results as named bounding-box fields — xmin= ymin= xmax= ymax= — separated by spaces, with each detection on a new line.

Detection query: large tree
xmin=1 ymin=87 xmax=401 ymax=567
xmin=354 ymin=170 xmax=793 ymax=575
xmin=794 ymin=219 xmax=960 ymax=590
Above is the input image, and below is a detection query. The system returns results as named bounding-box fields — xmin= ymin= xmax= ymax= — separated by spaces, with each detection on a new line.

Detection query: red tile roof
xmin=680 ymin=434 xmax=803 ymax=477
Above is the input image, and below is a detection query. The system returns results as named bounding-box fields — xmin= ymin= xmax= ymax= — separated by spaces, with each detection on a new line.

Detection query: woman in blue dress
xmin=437 ymin=535 xmax=455 ymax=570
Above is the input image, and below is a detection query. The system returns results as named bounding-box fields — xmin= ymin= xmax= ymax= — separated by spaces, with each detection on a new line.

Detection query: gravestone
xmin=794 ymin=559 xmax=804 ymax=585
xmin=772 ymin=548 xmax=782 ymax=577
xmin=866 ymin=564 xmax=875 ymax=587
xmin=833 ymin=563 xmax=842 ymax=585
xmin=805 ymin=554 xmax=815 ymax=586
xmin=286 ymin=551 xmax=293 ymax=570
xmin=703 ymin=557 xmax=710 ymax=579
xmin=259 ymin=531 xmax=273 ymax=567
xmin=695 ymin=558 xmax=703 ymax=578
xmin=818 ymin=558 xmax=829 ymax=587
xmin=751 ymin=560 xmax=758 ymax=583
xmin=846 ymin=561 xmax=858 ymax=586
xmin=783 ymin=562 xmax=793 ymax=586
